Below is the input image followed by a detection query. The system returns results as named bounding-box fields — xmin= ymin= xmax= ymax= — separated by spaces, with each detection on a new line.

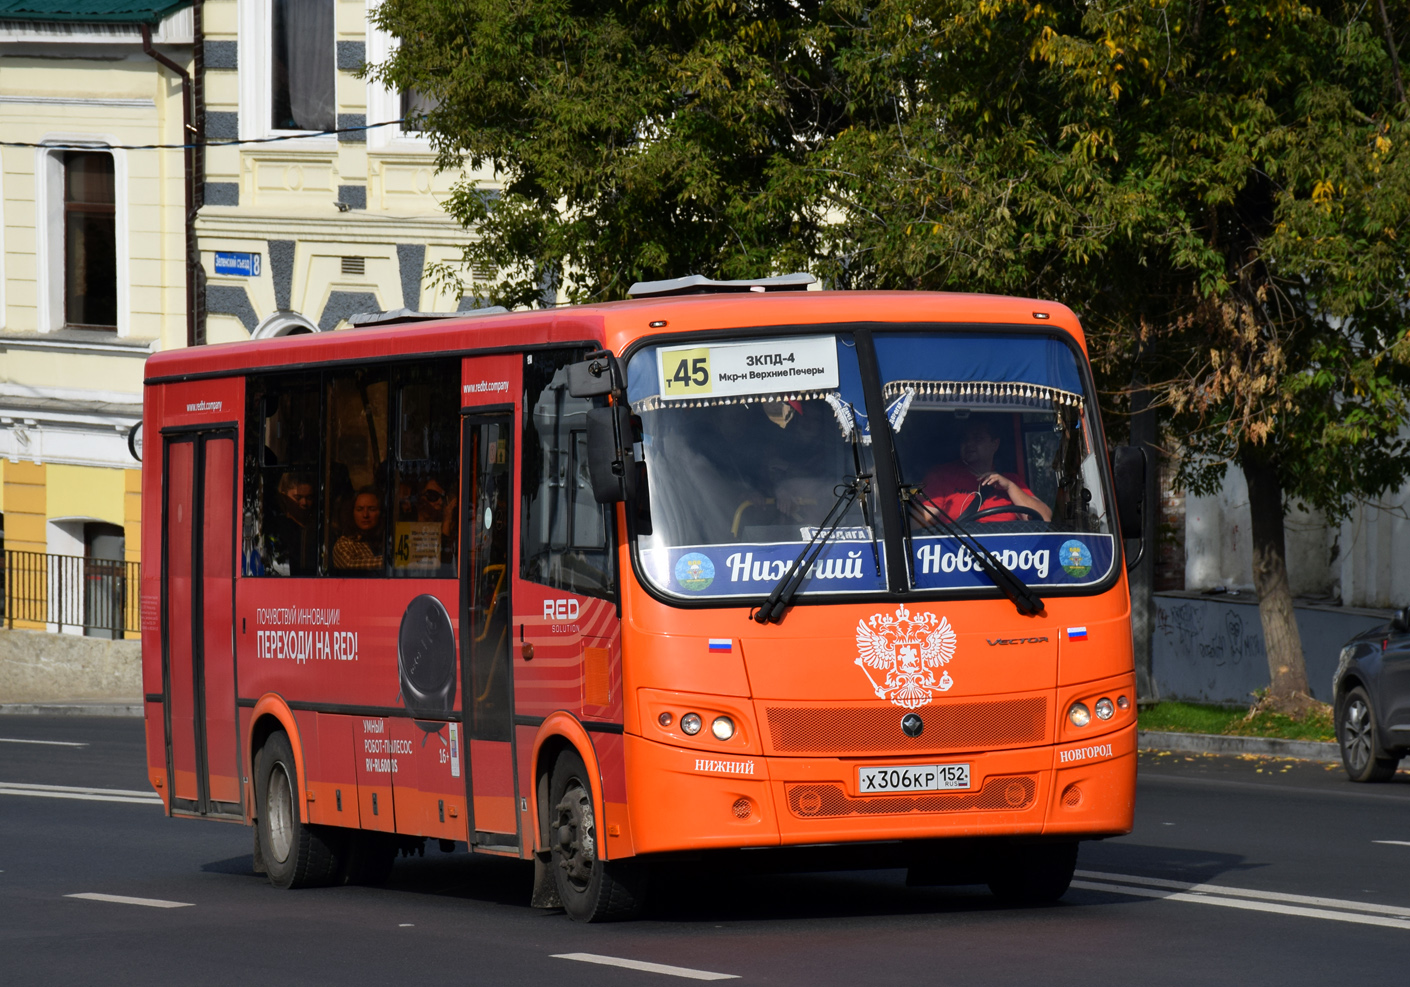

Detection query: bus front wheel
xmin=549 ymin=750 xmax=647 ymax=921
xmin=256 ymin=732 xmax=343 ymax=889
xmin=987 ymin=840 xmax=1078 ymax=905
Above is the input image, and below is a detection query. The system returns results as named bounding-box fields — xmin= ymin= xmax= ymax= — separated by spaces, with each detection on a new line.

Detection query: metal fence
xmin=1 ymin=551 xmax=141 ymax=638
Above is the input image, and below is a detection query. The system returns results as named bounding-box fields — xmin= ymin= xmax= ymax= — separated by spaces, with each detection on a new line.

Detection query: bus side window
xmin=521 ymin=349 xmax=616 ymax=599
xmin=326 ymin=368 xmax=389 ymax=576
xmin=243 ymin=376 xmax=320 ymax=577
xmin=390 ymin=361 xmax=460 ymax=578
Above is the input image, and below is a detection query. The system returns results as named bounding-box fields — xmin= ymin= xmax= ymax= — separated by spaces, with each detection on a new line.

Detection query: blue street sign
xmin=214 ymin=252 xmax=262 ymax=277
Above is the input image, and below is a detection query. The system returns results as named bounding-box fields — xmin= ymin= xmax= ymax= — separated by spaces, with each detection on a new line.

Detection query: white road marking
xmin=1072 ymin=881 xmax=1410 ymax=931
xmin=553 ymin=953 xmax=739 ymax=981
xmin=0 ymin=738 xmax=88 ymax=747
xmin=1373 ymin=840 xmax=1410 ymax=847
xmin=66 ymin=893 xmax=192 ymax=909
xmin=1074 ymin=871 xmax=1410 ymax=929
xmin=1076 ymin=870 xmax=1410 ymax=919
xmin=0 ymin=781 xmax=161 ymax=805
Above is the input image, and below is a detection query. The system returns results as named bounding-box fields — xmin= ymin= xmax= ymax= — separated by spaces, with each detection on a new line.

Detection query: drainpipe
xmin=142 ymin=20 xmax=198 ymax=348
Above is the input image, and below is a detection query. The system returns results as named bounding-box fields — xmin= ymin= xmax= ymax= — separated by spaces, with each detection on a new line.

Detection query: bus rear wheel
xmin=987 ymin=840 xmax=1078 ymax=905
xmin=256 ymin=732 xmax=343 ymax=889
xmin=549 ymin=750 xmax=647 ymax=922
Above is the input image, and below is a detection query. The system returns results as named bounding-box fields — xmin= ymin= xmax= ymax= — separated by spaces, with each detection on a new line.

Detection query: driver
xmin=920 ymin=416 xmax=1051 ymax=523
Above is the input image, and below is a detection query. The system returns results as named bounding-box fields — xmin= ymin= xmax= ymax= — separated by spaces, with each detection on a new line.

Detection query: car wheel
xmin=1338 ymin=686 xmax=1399 ymax=783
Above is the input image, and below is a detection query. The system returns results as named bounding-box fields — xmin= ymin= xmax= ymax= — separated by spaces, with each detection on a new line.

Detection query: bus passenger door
xmin=162 ymin=430 xmax=241 ymax=818
xmin=460 ymin=412 xmax=520 ymax=851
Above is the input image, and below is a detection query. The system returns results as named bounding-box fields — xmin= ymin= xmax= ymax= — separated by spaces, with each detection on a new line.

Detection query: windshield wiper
xmin=902 ymin=486 xmax=1046 ymax=617
xmin=754 ymin=473 xmax=872 ymax=625
xmin=848 ymin=403 xmax=882 ymax=580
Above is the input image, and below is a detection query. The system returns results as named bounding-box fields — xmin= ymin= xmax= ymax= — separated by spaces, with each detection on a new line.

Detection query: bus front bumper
xmin=622 ymin=721 xmax=1135 ymax=856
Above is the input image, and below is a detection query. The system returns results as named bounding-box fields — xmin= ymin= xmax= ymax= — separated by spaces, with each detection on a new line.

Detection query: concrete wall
xmin=1184 ymin=466 xmax=1335 ymax=598
xmin=1152 ymin=591 xmax=1390 ymax=705
xmin=1182 ymin=456 xmax=1410 ymax=610
xmin=0 ymin=628 xmax=140 ymax=702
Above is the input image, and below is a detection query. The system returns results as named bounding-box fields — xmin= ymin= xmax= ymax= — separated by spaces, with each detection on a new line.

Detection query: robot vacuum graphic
xmin=397 ymin=594 xmax=458 ymax=723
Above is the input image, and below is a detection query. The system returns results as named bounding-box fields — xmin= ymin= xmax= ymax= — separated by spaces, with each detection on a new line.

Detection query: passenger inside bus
xmin=730 ymin=399 xmax=843 ymax=540
xmin=415 ymin=476 xmax=458 ymax=565
xmin=265 ymin=471 xmax=318 ymax=575
xmin=332 ymin=487 xmax=385 ymax=573
xmin=918 ymin=415 xmax=1052 ymax=524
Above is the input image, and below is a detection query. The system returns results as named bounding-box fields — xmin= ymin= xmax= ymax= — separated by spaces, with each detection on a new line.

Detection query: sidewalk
xmin=0 ymin=699 xmax=143 ymax=717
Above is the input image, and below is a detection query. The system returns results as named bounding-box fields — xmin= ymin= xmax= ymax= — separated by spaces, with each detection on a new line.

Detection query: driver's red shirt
xmin=920 ymin=461 xmax=1036 ymax=522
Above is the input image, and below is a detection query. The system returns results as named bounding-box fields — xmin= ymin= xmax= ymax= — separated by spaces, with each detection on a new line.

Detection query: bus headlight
xmin=1095 ymin=697 xmax=1114 ymax=720
xmin=681 ymin=713 xmax=702 ymax=735
xmin=1068 ymin=702 xmax=1091 ymax=727
xmin=711 ymin=716 xmax=735 ymax=741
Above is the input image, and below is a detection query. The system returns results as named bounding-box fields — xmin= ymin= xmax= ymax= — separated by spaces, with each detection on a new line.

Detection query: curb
xmin=0 ymin=701 xmax=143 ymax=717
xmin=1139 ymin=729 xmax=1341 ymax=763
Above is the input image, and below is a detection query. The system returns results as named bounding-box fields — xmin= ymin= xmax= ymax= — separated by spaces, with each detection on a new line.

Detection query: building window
xmin=270 ymin=0 xmax=334 ymax=131
xmin=63 ymin=151 xmax=117 ymax=329
xmin=399 ymin=87 xmax=437 ymax=133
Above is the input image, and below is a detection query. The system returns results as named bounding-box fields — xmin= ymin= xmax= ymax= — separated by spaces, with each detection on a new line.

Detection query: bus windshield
xmin=875 ymin=331 xmax=1114 ymax=592
xmin=626 ymin=328 xmax=1115 ymax=602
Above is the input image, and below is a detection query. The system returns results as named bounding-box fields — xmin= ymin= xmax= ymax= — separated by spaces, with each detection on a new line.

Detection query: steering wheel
xmin=965 ymin=504 xmax=1048 ymax=522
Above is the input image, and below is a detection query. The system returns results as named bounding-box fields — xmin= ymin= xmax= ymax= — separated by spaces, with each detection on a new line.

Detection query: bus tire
xmin=549 ymin=749 xmax=647 ymax=922
xmin=256 ymin=732 xmax=342 ymax=889
xmin=987 ymin=840 xmax=1078 ymax=905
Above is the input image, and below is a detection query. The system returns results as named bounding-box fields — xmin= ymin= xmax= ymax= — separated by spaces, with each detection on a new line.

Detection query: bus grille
xmin=785 ymin=775 xmax=1037 ymax=818
xmin=764 ymin=697 xmax=1048 ymax=756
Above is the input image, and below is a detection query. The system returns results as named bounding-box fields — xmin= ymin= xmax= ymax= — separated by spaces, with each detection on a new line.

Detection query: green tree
xmin=374 ymin=0 xmax=1410 ymax=708
xmin=369 ymin=0 xmax=850 ymax=306
xmin=813 ymin=0 xmax=1410 ymax=709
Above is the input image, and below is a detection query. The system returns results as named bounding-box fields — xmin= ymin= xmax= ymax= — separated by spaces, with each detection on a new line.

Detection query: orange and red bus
xmin=141 ymin=277 xmax=1143 ymax=920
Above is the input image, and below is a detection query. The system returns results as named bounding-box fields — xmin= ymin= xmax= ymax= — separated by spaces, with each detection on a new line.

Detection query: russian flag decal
xmin=708 ymin=638 xmax=732 ymax=653
xmin=1067 ymin=626 xmax=1088 ymax=640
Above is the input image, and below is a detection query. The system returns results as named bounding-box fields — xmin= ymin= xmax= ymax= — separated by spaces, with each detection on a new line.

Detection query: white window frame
xmin=366 ymin=10 xmax=435 ymax=152
xmin=238 ymin=0 xmax=339 ymax=148
xmin=253 ymin=311 xmax=320 ymax=338
xmin=33 ymin=137 xmax=130 ymax=336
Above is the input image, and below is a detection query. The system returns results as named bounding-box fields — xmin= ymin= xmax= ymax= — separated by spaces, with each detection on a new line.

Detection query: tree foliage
xmin=374 ymin=0 xmax=1410 ymax=698
xmin=370 ymin=0 xmax=852 ymax=306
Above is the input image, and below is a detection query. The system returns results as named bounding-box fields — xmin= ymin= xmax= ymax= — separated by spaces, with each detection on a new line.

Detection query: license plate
xmin=858 ymin=763 xmax=970 ymax=794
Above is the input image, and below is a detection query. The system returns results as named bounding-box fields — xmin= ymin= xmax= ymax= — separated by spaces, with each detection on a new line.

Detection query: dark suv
xmin=1334 ymin=608 xmax=1410 ymax=782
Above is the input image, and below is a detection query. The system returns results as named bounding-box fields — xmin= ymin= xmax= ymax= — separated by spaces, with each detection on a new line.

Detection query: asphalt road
xmin=3 ymin=715 xmax=1409 ymax=986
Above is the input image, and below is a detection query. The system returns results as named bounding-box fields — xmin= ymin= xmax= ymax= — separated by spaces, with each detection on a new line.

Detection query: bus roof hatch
xmin=626 ymin=272 xmax=816 ymax=298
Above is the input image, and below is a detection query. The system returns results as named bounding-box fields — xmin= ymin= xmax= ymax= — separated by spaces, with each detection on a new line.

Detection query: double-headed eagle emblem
xmin=855 ymin=605 xmax=958 ymax=709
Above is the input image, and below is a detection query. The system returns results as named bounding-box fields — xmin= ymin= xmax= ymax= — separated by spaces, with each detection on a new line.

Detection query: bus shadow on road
xmin=1077 ymin=842 xmax=1256 ymax=886
xmin=197 ymin=844 xmax=1249 ymax=922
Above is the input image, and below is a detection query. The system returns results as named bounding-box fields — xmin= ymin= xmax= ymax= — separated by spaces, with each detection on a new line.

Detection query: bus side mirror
xmin=1113 ymin=446 xmax=1146 ymax=540
xmin=586 ymin=405 xmax=637 ymax=503
xmin=1393 ymin=608 xmax=1410 ymax=634
xmin=568 ymin=353 xmax=622 ymax=398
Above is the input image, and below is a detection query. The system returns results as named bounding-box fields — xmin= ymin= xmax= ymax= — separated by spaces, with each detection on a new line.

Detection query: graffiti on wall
xmin=1155 ymin=601 xmax=1265 ymax=669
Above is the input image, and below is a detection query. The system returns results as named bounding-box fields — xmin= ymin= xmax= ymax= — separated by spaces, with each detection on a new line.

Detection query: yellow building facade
xmin=199 ymin=0 xmax=480 ymax=343
xmin=1 ymin=1 xmax=481 ymax=635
